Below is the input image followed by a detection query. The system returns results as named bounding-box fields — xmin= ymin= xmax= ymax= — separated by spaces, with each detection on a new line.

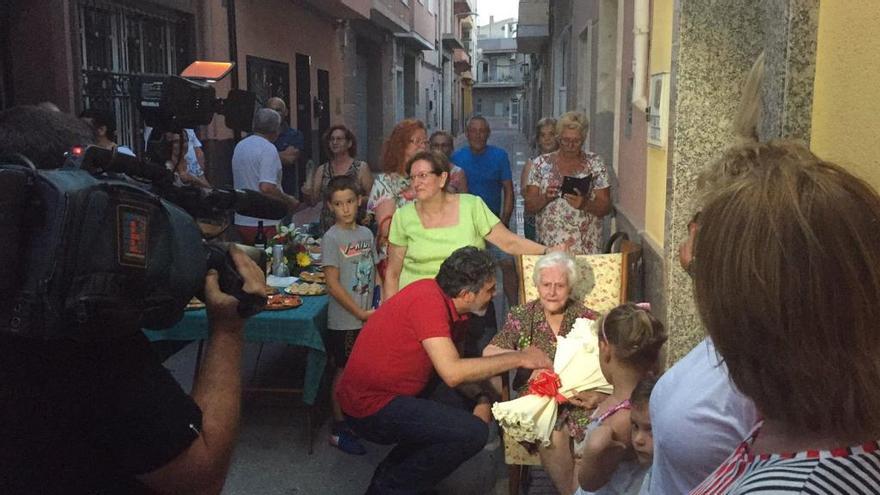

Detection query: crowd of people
xmin=2 ymin=79 xmax=880 ymax=495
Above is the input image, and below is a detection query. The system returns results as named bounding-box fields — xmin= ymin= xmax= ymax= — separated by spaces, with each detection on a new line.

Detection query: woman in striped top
xmin=687 ymin=140 xmax=880 ymax=494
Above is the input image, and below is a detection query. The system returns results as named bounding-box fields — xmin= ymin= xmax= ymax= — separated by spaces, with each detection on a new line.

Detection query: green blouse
xmin=389 ymin=193 xmax=499 ymax=290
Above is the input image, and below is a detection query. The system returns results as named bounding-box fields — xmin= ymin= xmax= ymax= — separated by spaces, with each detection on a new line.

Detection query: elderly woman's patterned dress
xmin=489 ymin=299 xmax=599 ymax=442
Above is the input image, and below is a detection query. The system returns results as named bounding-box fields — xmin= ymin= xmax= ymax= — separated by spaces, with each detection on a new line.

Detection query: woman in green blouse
xmin=383 ymin=150 xmax=567 ymax=300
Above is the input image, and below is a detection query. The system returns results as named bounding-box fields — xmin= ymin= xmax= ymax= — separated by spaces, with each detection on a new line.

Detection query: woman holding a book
xmin=523 ymin=111 xmax=611 ymax=254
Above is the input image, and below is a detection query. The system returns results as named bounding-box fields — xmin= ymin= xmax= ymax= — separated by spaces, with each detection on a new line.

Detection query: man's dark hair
xmin=436 ymin=246 xmax=496 ymax=298
xmin=0 ymin=105 xmax=94 ymax=169
xmin=79 ymin=107 xmax=118 ymax=142
xmin=325 ymin=174 xmax=361 ymax=201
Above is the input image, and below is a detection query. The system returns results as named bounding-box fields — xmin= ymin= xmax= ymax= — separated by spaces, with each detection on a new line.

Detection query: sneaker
xmin=329 ymin=430 xmax=367 ymax=455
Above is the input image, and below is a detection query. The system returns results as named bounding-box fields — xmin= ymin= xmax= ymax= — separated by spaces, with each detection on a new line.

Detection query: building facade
xmin=0 ymin=0 xmax=468 ymax=187
xmin=472 ymin=16 xmax=525 ymax=129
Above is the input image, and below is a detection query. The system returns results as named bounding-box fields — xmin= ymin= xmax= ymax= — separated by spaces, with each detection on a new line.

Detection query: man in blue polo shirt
xmin=451 ymin=116 xmax=513 ymax=226
xmin=451 ymin=116 xmax=517 ymax=331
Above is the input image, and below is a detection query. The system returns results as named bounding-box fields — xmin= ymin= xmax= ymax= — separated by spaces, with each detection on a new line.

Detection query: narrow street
xmin=159 ymin=124 xmax=561 ymax=495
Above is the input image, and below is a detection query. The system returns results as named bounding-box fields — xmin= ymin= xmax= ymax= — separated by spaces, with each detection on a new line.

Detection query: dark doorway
xmin=316 ymin=68 xmax=330 ymax=164
xmin=354 ymin=46 xmax=369 ymax=163
xmin=358 ymin=37 xmax=384 ymax=167
xmin=0 ymin=0 xmax=12 ymax=109
xmin=294 ymin=53 xmax=312 ymax=195
xmin=404 ymin=54 xmax=416 ymax=118
xmin=246 ymin=55 xmax=290 ymax=113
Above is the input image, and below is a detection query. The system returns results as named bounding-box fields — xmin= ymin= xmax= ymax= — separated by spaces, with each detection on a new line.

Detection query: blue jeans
xmin=346 ymin=395 xmax=489 ymax=494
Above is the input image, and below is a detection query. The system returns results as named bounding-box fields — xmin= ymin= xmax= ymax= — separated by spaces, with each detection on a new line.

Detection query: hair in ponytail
xmin=600 ymin=303 xmax=668 ymax=373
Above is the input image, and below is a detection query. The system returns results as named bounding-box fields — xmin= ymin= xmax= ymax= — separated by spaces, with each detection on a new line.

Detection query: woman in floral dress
xmin=524 ymin=111 xmax=611 ymax=254
xmin=484 ymin=251 xmax=606 ymax=495
xmin=521 ymin=117 xmax=559 ymax=241
xmin=366 ymin=119 xmax=428 ymax=247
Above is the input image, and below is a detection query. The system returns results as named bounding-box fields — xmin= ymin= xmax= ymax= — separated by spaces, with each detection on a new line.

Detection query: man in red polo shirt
xmin=336 ymin=246 xmax=552 ymax=494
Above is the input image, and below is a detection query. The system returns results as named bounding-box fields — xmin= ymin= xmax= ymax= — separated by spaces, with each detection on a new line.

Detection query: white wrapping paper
xmin=491 ymin=318 xmax=612 ymax=447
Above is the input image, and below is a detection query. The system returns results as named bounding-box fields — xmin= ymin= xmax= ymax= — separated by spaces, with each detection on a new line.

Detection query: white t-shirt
xmin=116 ymin=145 xmax=135 ymax=157
xmin=648 ymin=338 xmax=757 ymax=494
xmin=232 ymin=134 xmax=284 ymax=227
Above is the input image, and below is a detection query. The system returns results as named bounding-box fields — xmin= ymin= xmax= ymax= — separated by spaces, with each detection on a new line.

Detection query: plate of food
xmin=265 ymin=293 xmax=302 ymax=310
xmin=185 ymin=297 xmax=206 ymax=311
xmin=299 ymin=271 xmax=326 ymax=284
xmin=284 ymin=282 xmax=327 ymax=296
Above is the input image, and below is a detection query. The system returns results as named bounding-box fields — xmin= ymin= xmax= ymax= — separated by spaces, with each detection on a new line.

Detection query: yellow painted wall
xmin=810 ymin=0 xmax=880 ymax=191
xmin=644 ymin=0 xmax=674 ymax=246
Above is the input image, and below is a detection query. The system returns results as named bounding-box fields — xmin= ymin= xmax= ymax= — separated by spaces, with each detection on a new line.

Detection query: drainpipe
xmin=227 ymin=0 xmax=240 ymax=141
xmin=632 ymin=0 xmax=650 ymax=112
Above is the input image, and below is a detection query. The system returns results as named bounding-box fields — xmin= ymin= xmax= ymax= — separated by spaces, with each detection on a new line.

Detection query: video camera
xmin=140 ymin=61 xmax=256 ymax=165
xmin=0 ymin=62 xmax=281 ymax=341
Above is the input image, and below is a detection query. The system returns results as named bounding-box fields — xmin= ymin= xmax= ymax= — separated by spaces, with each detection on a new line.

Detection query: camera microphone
xmin=81 ymin=145 xmax=173 ymax=185
xmin=203 ymin=188 xmax=289 ymax=220
xmin=80 ymin=145 xmax=288 ymax=220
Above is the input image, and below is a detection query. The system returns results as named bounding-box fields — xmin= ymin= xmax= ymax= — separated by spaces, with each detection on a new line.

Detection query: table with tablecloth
xmin=144 ymin=294 xmax=328 ymax=405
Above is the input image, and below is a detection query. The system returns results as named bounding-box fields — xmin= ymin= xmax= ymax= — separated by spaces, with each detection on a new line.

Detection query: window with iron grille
xmin=77 ymin=0 xmax=192 ymax=152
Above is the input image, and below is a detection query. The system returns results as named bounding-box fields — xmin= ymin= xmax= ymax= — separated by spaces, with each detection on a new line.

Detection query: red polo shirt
xmin=336 ymin=279 xmax=468 ymax=418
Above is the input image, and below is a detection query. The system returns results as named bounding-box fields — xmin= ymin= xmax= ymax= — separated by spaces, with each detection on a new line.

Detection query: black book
xmin=561 ymin=175 xmax=593 ymax=197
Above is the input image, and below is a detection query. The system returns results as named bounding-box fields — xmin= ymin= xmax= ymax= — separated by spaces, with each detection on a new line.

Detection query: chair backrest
xmin=518 ymin=241 xmax=638 ymax=314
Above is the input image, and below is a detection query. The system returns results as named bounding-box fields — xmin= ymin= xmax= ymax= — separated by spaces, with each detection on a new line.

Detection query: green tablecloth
xmin=144 ymin=295 xmax=328 ymax=404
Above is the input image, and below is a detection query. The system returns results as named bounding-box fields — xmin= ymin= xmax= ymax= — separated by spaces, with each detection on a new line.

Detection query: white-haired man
xmin=232 ymin=107 xmax=299 ymax=243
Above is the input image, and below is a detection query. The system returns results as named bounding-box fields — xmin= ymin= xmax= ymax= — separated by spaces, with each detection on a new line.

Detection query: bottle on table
xmin=253 ymin=220 xmax=267 ymax=249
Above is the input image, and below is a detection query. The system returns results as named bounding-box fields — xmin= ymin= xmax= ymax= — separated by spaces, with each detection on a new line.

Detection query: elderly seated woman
xmin=483 ymin=251 xmax=606 ymax=495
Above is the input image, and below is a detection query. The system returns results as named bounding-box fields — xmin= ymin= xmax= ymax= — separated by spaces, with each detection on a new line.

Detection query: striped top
xmin=690 ymin=421 xmax=880 ymax=494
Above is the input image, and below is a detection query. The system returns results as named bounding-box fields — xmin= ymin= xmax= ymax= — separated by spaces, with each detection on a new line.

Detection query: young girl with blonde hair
xmin=576 ymin=303 xmax=667 ymax=495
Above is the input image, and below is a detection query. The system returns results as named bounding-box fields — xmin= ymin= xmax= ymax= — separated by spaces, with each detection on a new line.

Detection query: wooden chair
xmin=501 ymin=241 xmax=640 ymax=495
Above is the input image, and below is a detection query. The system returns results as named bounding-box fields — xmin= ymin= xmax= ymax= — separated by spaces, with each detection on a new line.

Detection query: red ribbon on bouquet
xmin=528 ymin=370 xmax=568 ymax=404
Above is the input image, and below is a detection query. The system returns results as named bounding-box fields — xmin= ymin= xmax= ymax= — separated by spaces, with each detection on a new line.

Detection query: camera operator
xmin=0 ymin=105 xmax=264 ymax=494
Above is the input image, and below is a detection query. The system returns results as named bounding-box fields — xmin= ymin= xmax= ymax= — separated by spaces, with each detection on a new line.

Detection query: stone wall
xmin=661 ymin=0 xmax=820 ymax=364
xmin=662 ymin=0 xmax=766 ymax=363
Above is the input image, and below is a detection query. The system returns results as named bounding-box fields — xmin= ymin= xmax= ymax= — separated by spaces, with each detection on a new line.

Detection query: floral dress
xmin=367 ymin=173 xmax=415 ymax=262
xmin=527 ymin=151 xmax=610 ymax=254
xmin=489 ymin=299 xmax=599 ymax=441
xmin=366 ymin=173 xmax=414 ymax=213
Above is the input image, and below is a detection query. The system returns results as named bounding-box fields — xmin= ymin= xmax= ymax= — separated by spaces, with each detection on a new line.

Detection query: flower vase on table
xmin=267 ymin=224 xmax=318 ymax=278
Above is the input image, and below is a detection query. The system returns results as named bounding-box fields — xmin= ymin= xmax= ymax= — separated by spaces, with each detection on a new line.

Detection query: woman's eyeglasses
xmin=410 ymin=171 xmax=437 ymax=181
xmin=410 ymin=138 xmax=429 ymax=146
xmin=559 ymin=138 xmax=582 ymax=147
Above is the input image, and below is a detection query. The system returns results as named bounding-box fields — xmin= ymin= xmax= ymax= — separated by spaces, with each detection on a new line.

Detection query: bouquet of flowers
xmin=491 ymin=317 xmax=612 ymax=447
xmin=267 ymin=224 xmax=318 ymax=276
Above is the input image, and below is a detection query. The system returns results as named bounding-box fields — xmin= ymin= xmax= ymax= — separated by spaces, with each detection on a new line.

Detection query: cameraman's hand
xmin=204 ymin=245 xmax=265 ymax=331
